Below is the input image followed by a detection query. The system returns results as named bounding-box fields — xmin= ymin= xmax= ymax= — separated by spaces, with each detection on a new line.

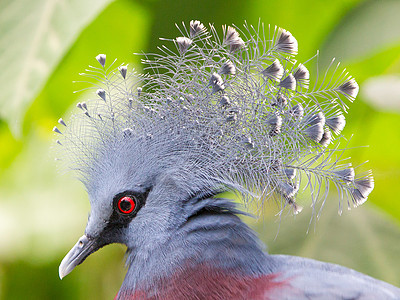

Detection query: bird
xmin=56 ymin=20 xmax=400 ymax=299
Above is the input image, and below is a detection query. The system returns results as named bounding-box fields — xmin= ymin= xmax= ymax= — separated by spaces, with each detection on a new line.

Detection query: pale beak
xmin=59 ymin=235 xmax=98 ymax=279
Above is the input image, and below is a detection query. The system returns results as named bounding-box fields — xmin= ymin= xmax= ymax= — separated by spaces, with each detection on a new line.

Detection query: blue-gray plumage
xmin=57 ymin=20 xmax=400 ymax=299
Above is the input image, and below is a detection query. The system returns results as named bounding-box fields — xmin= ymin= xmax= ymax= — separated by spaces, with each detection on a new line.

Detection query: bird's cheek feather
xmin=59 ymin=235 xmax=101 ymax=279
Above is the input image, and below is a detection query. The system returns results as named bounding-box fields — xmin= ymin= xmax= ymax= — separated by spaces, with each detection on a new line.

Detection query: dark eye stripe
xmin=107 ymin=189 xmax=150 ymax=228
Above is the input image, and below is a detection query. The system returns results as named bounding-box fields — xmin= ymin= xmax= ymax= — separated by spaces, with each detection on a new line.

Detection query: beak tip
xmin=59 ymin=259 xmax=69 ymax=280
xmin=58 ymin=235 xmax=94 ymax=281
xmin=59 ymin=268 xmax=65 ymax=280
xmin=59 ymin=250 xmax=74 ymax=280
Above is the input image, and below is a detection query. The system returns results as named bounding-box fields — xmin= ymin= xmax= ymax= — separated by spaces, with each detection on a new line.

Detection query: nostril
xmin=77 ymin=235 xmax=89 ymax=248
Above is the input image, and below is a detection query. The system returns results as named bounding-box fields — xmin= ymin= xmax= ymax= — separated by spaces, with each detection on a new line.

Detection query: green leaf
xmin=24 ymin=0 xmax=151 ymax=135
xmin=0 ymin=0 xmax=151 ymax=260
xmin=0 ymin=0 xmax=114 ymax=135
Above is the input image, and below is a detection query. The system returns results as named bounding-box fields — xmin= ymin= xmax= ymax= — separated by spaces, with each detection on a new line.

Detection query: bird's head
xmin=58 ymin=127 xmax=222 ymax=279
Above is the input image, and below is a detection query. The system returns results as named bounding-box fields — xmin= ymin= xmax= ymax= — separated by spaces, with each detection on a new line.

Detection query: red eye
xmin=117 ymin=196 xmax=136 ymax=214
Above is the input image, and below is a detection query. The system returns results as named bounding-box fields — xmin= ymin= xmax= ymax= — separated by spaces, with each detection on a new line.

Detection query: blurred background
xmin=1 ymin=0 xmax=400 ymax=298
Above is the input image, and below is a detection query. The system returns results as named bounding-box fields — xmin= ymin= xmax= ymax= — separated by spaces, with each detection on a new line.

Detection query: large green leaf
xmin=0 ymin=0 xmax=151 ymax=260
xmin=24 ymin=0 xmax=151 ymax=134
xmin=0 ymin=0 xmax=113 ymax=135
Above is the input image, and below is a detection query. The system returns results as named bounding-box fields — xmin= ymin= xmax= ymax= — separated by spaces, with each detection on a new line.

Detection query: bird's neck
xmin=118 ymin=198 xmax=274 ymax=299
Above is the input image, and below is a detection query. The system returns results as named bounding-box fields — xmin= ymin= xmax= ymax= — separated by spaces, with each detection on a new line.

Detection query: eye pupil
xmin=117 ymin=196 xmax=136 ymax=214
xmin=120 ymin=200 xmax=131 ymax=211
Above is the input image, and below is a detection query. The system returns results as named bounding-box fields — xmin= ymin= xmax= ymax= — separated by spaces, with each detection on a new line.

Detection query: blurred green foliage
xmin=0 ymin=0 xmax=399 ymax=298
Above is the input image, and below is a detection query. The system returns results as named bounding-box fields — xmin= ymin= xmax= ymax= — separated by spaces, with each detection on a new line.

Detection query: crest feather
xmin=55 ymin=21 xmax=373 ymax=215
